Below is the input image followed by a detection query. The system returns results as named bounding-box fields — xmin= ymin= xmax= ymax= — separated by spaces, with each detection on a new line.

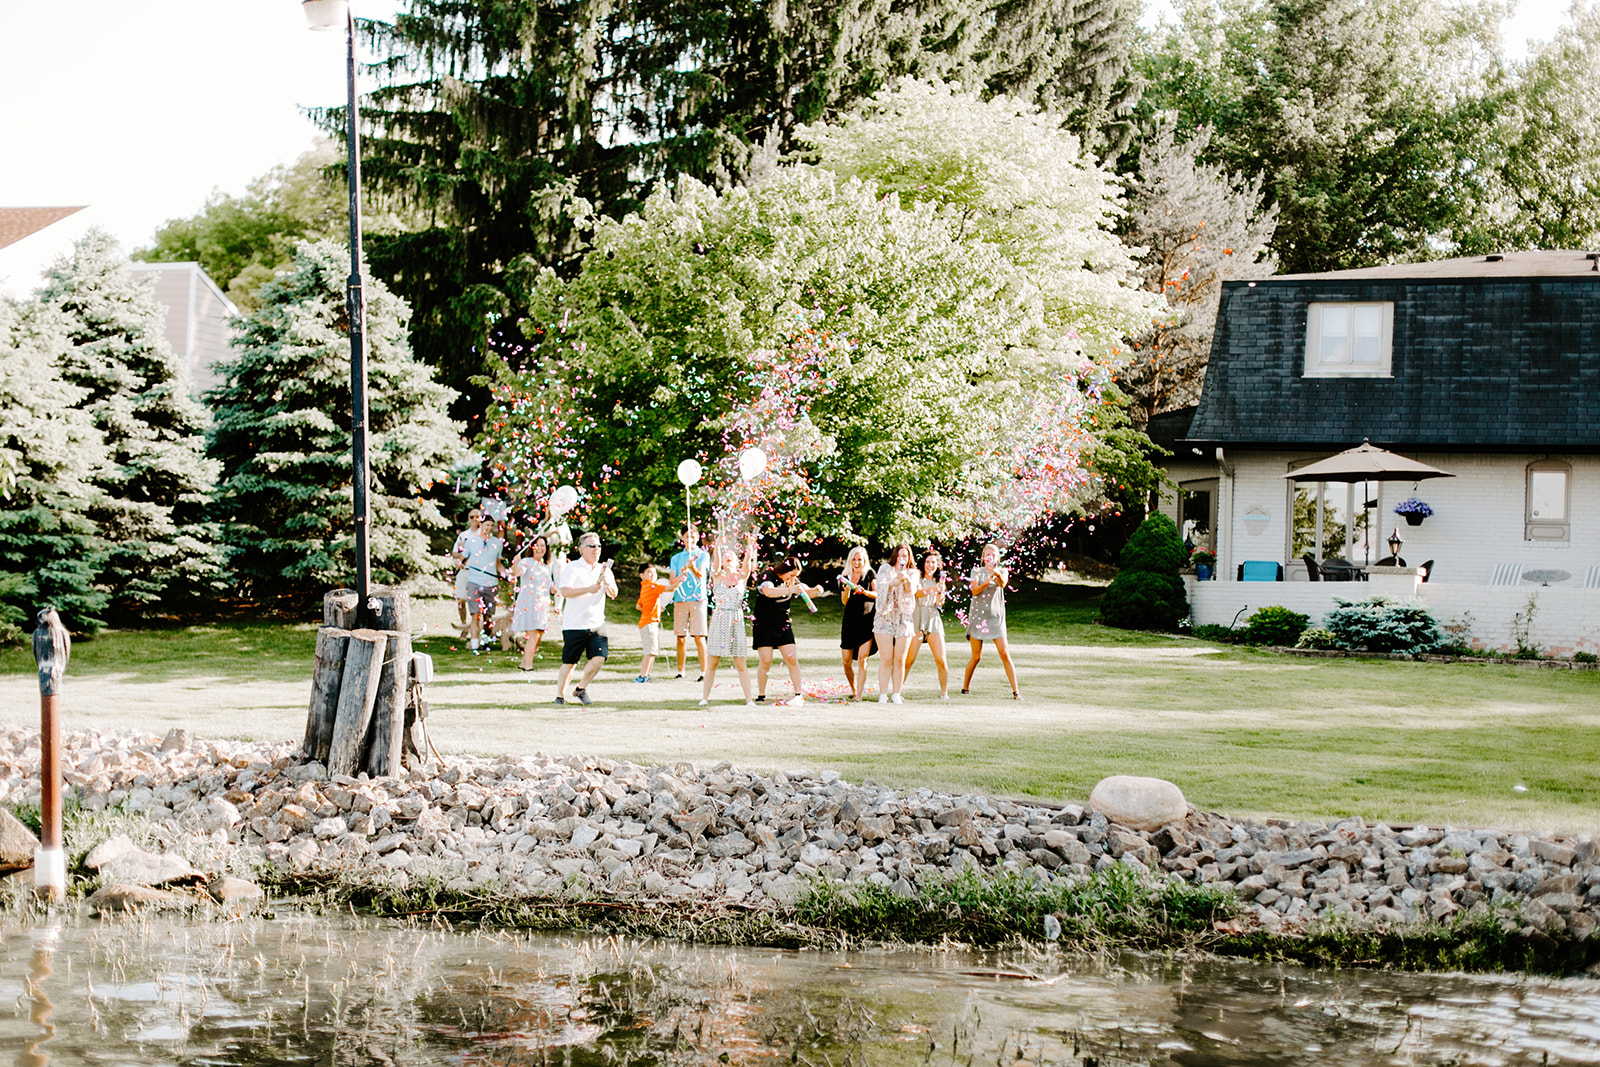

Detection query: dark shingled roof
xmin=1186 ymin=259 xmax=1600 ymax=451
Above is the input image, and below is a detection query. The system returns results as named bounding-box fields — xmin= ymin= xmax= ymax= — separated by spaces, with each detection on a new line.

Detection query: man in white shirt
xmin=450 ymin=509 xmax=485 ymax=637
xmin=554 ymin=532 xmax=618 ymax=705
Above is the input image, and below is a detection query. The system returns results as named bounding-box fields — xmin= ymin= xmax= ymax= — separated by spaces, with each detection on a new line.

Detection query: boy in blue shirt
xmin=669 ymin=523 xmax=711 ymax=679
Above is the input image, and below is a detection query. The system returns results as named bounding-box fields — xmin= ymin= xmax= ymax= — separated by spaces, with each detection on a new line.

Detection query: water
xmin=1 ymin=911 xmax=1598 ymax=1065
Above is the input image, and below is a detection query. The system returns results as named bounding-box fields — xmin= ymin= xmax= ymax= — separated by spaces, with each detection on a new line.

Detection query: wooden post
xmin=327 ymin=629 xmax=388 ymax=777
xmin=304 ymin=627 xmax=351 ymax=764
xmin=325 ymin=587 xmax=409 ymax=633
xmin=363 ymin=631 xmax=411 ymax=778
xmin=31 ymin=608 xmax=69 ymax=901
xmin=324 ymin=589 xmax=359 ymax=630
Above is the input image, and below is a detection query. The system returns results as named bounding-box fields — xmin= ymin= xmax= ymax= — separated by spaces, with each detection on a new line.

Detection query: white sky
xmin=0 ymin=0 xmax=1579 ymax=298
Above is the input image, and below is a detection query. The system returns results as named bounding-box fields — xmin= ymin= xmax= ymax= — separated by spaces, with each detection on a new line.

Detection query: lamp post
xmin=303 ymin=0 xmax=371 ymax=621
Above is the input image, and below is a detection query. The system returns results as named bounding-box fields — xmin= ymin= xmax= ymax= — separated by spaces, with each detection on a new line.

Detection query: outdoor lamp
xmin=302 ymin=0 xmax=348 ymax=29
xmin=1387 ymin=526 xmax=1404 ymax=560
xmin=302 ymin=0 xmax=372 ymax=621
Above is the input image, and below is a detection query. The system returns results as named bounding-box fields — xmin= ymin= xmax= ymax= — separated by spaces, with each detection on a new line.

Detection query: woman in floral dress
xmin=510 ymin=534 xmax=555 ymax=670
xmin=700 ymin=533 xmax=758 ymax=706
xmin=872 ymin=543 xmax=918 ymax=703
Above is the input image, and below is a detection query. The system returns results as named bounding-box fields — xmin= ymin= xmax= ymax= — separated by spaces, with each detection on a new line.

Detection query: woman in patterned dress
xmin=700 ymin=532 xmax=758 ymax=706
xmin=903 ymin=549 xmax=950 ymax=699
xmin=961 ymin=542 xmax=1020 ymax=699
xmin=872 ymin=543 xmax=918 ymax=703
xmin=510 ymin=534 xmax=554 ymax=670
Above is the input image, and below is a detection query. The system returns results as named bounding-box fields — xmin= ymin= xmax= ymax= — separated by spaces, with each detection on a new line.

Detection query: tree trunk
xmin=363 ymin=631 xmax=411 ymax=778
xmin=327 ymin=629 xmax=388 ymax=777
xmin=304 ymin=627 xmax=351 ymax=764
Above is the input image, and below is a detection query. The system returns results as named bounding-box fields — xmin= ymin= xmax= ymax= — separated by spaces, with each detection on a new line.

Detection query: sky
xmin=0 ymin=0 xmax=1580 ymax=298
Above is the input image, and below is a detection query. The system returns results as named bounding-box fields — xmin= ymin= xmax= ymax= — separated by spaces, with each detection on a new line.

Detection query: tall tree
xmin=208 ymin=240 xmax=463 ymax=604
xmin=0 ymin=299 xmax=109 ymax=633
xmin=1138 ymin=0 xmax=1505 ymax=273
xmin=36 ymin=229 xmax=222 ymax=619
xmin=349 ymin=0 xmax=1133 ymax=414
xmin=1119 ymin=115 xmax=1278 ymax=424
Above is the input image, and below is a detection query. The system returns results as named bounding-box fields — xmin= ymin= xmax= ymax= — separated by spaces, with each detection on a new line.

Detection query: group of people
xmin=449 ymin=509 xmax=1021 ymax=706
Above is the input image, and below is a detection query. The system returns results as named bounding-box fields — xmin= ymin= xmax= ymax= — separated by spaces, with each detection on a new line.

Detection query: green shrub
xmin=1191 ymin=623 xmax=1238 ymax=643
xmin=1324 ymin=596 xmax=1445 ymax=654
xmin=1100 ymin=513 xmax=1188 ymax=631
xmin=1243 ymin=605 xmax=1310 ymax=646
xmin=1295 ymin=627 xmax=1338 ymax=650
xmin=1574 ymin=651 xmax=1598 ymax=664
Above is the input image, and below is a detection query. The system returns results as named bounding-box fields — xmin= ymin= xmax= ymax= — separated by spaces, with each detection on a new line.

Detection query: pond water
xmin=1 ymin=911 xmax=1597 ymax=1066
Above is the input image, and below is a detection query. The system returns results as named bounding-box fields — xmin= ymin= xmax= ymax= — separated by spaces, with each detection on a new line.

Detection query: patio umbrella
xmin=1283 ymin=440 xmax=1455 ymax=483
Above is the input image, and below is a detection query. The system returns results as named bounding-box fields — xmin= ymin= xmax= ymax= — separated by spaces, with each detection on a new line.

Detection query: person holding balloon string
xmin=457 ymin=516 xmax=509 ymax=653
xmin=903 ymin=549 xmax=951 ymax=699
xmin=669 ymin=523 xmax=712 ymax=681
xmin=961 ymin=541 xmax=1021 ymax=699
xmin=699 ymin=531 xmax=760 ymax=706
xmin=872 ymin=544 xmax=919 ymax=703
xmin=837 ymin=546 xmax=877 ymax=701
xmin=449 ymin=508 xmax=486 ymax=639
xmin=752 ymin=556 xmax=828 ymax=706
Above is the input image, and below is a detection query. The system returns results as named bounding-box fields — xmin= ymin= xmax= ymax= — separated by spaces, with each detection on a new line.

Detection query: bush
xmin=1100 ymin=513 xmax=1188 ymax=631
xmin=1243 ymin=605 xmax=1309 ymax=646
xmin=1191 ymin=624 xmax=1238 ymax=643
xmin=1295 ymin=627 xmax=1338 ymax=650
xmin=1323 ymin=596 xmax=1445 ymax=654
xmin=1574 ymin=651 xmax=1598 ymax=664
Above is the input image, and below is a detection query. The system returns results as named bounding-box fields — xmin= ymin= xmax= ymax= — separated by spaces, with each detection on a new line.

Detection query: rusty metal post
xmin=31 ymin=608 xmax=69 ymax=901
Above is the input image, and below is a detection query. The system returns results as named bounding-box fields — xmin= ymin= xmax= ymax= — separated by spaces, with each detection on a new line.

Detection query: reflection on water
xmin=0 ymin=910 xmax=1596 ymax=1065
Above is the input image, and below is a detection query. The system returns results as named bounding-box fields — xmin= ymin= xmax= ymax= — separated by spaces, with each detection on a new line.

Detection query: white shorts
xmin=639 ymin=622 xmax=660 ymax=656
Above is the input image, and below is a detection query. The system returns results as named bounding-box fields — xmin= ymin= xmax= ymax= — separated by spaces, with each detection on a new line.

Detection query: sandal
xmin=960 ymin=688 xmax=969 ymax=695
xmin=1012 ymin=691 xmax=1022 ymax=700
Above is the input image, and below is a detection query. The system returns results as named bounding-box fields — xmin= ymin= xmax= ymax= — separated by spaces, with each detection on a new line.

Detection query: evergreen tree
xmin=1120 ymin=115 xmax=1278 ymax=425
xmin=208 ymin=240 xmax=463 ymax=604
xmin=1099 ymin=511 xmax=1187 ymax=630
xmin=36 ymin=229 xmax=222 ymax=619
xmin=0 ymin=299 xmax=109 ymax=633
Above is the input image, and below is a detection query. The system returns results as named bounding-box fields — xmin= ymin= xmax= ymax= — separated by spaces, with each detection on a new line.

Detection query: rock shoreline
xmin=3 ymin=724 xmax=1596 ymax=945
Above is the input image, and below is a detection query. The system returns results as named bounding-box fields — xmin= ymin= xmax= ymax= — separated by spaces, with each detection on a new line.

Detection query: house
xmin=1158 ymin=250 xmax=1600 ymax=655
xmin=127 ymin=261 xmax=238 ymax=399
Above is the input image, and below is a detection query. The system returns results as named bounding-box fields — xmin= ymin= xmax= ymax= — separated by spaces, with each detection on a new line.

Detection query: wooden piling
xmin=327 ymin=629 xmax=388 ymax=777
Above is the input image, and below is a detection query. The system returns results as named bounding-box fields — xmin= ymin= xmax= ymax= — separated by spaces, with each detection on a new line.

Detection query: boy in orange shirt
xmin=635 ymin=561 xmax=685 ymax=682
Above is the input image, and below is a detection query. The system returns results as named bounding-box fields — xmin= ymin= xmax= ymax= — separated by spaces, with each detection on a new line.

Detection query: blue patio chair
xmin=1238 ymin=560 xmax=1283 ymax=581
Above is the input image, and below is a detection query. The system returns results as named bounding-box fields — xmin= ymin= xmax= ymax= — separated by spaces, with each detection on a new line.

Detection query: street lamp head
xmin=302 ymin=0 xmax=349 ymax=30
xmin=1386 ymin=525 xmax=1405 ymax=559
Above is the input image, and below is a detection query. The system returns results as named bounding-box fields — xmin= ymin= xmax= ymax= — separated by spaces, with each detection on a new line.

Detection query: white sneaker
xmin=745 ymin=699 xmax=756 ymax=707
xmin=784 ymin=694 xmax=806 ymax=706
xmin=697 ymin=698 xmax=709 ymax=707
xmin=877 ymin=694 xmax=889 ymax=703
xmin=890 ymin=693 xmax=903 ymax=704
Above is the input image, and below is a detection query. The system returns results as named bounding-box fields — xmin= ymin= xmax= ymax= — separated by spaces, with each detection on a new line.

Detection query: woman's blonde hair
xmin=845 ymin=546 xmax=869 ymax=572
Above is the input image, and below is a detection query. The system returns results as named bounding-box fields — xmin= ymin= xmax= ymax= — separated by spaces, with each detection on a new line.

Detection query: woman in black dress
xmin=838 ymin=545 xmax=876 ymax=702
xmin=753 ymin=556 xmax=827 ymax=706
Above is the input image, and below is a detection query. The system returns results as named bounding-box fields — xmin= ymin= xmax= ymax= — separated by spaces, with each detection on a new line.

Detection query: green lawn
xmin=4 ymin=583 xmax=1597 ymax=834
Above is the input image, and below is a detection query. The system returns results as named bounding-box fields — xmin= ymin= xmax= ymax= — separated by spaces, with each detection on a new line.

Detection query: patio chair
xmin=1300 ymin=553 xmax=1321 ymax=582
xmin=1320 ymin=557 xmax=1362 ymax=582
xmin=1419 ymin=559 xmax=1433 ymax=583
xmin=1238 ymin=560 xmax=1283 ymax=582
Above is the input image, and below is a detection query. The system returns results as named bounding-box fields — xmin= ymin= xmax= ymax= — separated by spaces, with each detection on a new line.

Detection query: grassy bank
xmin=4 ymin=585 xmax=1598 ymax=833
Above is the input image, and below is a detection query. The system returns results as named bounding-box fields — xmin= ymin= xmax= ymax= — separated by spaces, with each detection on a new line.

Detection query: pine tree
xmin=0 ymin=299 xmax=110 ymax=633
xmin=35 ymin=228 xmax=222 ymax=619
xmin=1099 ymin=512 xmax=1188 ymax=631
xmin=207 ymin=240 xmax=463 ymax=604
xmin=1120 ymin=116 xmax=1278 ymax=425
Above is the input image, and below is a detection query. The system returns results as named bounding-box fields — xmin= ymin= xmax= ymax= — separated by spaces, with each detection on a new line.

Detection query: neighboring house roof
xmin=1187 ymin=251 xmax=1600 ymax=451
xmin=0 ymin=206 xmax=86 ymax=252
xmin=128 ymin=261 xmax=238 ymax=399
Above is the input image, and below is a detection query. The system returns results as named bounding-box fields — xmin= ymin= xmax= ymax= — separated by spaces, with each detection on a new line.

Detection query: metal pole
xmin=31 ymin=609 xmax=68 ymax=902
xmin=345 ymin=6 xmax=372 ymax=624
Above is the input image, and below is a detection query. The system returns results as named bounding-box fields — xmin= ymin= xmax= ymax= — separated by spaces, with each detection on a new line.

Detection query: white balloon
xmin=738 ymin=447 xmax=768 ymax=482
xmin=550 ymin=485 xmax=579 ymax=515
xmin=677 ymin=458 xmax=703 ymax=486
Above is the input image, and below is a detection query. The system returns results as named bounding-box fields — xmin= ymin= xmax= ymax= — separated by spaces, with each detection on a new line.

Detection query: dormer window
xmin=1304 ymin=302 xmax=1393 ymax=377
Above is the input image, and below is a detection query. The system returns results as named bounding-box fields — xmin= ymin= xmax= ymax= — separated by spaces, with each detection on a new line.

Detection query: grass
xmin=4 ymin=582 xmax=1598 ymax=834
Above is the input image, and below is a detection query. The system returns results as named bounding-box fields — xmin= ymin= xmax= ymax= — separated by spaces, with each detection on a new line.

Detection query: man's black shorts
xmin=562 ymin=628 xmax=608 ymax=665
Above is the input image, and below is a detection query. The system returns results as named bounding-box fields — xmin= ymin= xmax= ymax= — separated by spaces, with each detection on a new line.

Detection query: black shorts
xmin=561 ymin=629 xmax=608 ymax=665
xmin=753 ymin=621 xmax=795 ymax=649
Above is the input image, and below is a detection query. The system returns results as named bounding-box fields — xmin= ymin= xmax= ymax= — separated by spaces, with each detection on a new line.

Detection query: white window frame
xmin=1526 ymin=460 xmax=1571 ymax=542
xmin=1303 ymin=302 xmax=1394 ymax=377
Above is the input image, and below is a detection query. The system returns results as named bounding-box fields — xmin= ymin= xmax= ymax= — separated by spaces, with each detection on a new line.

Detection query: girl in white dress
xmin=510 ymin=534 xmax=554 ymax=670
xmin=700 ymin=532 xmax=758 ymax=706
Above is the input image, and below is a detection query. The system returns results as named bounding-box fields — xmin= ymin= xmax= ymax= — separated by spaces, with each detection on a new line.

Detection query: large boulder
xmin=0 ymin=808 xmax=40 ymax=877
xmin=1088 ymin=776 xmax=1187 ymax=832
xmin=85 ymin=834 xmax=204 ymax=886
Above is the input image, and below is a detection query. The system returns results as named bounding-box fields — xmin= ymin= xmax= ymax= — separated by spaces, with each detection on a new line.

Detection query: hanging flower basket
xmin=1394 ymin=497 xmax=1432 ymax=526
